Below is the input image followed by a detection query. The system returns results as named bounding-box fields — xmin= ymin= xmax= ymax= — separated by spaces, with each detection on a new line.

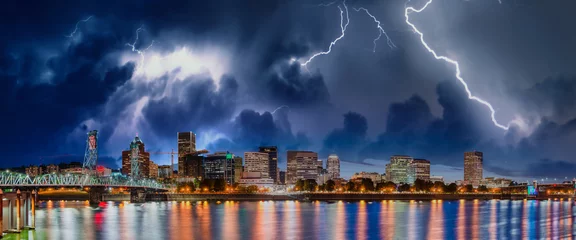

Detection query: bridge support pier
xmin=130 ymin=189 xmax=147 ymax=203
xmin=88 ymin=187 xmax=106 ymax=204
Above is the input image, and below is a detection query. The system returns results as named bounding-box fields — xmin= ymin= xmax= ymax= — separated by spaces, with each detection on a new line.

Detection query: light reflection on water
xmin=8 ymin=199 xmax=576 ymax=240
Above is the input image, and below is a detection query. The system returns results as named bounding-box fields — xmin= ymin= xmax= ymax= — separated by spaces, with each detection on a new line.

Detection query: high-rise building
xmin=259 ymin=146 xmax=278 ymax=183
xmin=177 ymin=132 xmax=196 ymax=176
xmin=279 ymin=171 xmax=286 ymax=185
xmin=204 ymin=152 xmax=238 ymax=184
xmin=244 ymin=152 xmax=270 ymax=178
xmin=287 ymin=151 xmax=318 ymax=184
xmin=179 ymin=154 xmax=204 ymax=178
xmin=407 ymin=159 xmax=430 ymax=183
xmin=149 ymin=161 xmax=158 ymax=179
xmin=464 ymin=151 xmax=483 ymax=186
xmin=234 ymin=156 xmax=243 ymax=183
xmin=25 ymin=166 xmax=43 ymax=177
xmin=292 ymin=151 xmax=319 ymax=183
xmin=121 ymin=135 xmax=151 ymax=178
xmin=326 ymin=154 xmax=340 ymax=179
xmin=158 ymin=165 xmax=172 ymax=179
xmin=385 ymin=155 xmax=413 ymax=184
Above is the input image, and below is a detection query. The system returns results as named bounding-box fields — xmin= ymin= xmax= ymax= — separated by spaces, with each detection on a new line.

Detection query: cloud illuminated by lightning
xmin=126 ymin=26 xmax=155 ymax=71
xmin=301 ymin=0 xmax=350 ymax=67
xmin=354 ymin=7 xmax=396 ymax=52
xmin=65 ymin=16 xmax=93 ymax=38
xmin=405 ymin=0 xmax=509 ymax=130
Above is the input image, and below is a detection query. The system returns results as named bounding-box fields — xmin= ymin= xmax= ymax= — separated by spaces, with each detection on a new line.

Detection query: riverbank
xmin=97 ymin=193 xmax=574 ymax=202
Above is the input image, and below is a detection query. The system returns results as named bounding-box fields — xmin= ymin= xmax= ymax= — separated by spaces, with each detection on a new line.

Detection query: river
xmin=6 ymin=199 xmax=576 ymax=239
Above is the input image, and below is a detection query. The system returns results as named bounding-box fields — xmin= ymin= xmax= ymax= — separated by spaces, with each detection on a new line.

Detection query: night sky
xmin=2 ymin=0 xmax=576 ymax=181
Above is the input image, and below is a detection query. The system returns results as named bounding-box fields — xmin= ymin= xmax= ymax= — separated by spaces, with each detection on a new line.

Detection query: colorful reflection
xmin=10 ymin=199 xmax=574 ymax=239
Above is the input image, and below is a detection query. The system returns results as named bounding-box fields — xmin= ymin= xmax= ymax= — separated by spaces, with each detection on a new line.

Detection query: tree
xmin=432 ymin=181 xmax=445 ymax=192
xmin=398 ymin=183 xmax=411 ymax=192
xmin=359 ymin=178 xmax=375 ymax=192
xmin=303 ymin=179 xmax=318 ymax=192
xmin=477 ymin=185 xmax=489 ymax=192
xmin=414 ymin=179 xmax=433 ymax=192
xmin=376 ymin=181 xmax=397 ymax=192
xmin=176 ymin=182 xmax=195 ymax=193
xmin=318 ymin=184 xmax=326 ymax=191
xmin=325 ymin=180 xmax=336 ymax=192
xmin=345 ymin=181 xmax=356 ymax=191
xmin=464 ymin=184 xmax=474 ymax=192
xmin=444 ymin=183 xmax=458 ymax=193
xmin=294 ymin=179 xmax=304 ymax=191
xmin=214 ymin=179 xmax=227 ymax=192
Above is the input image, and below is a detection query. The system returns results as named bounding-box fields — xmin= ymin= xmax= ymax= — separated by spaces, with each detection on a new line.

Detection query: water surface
xmin=7 ymin=199 xmax=576 ymax=239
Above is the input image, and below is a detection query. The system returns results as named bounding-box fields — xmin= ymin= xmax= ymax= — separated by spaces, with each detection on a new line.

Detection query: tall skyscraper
xmin=149 ymin=161 xmax=158 ymax=179
xmin=464 ymin=151 xmax=483 ymax=186
xmin=385 ymin=155 xmax=413 ymax=184
xmin=244 ymin=152 xmax=270 ymax=178
xmin=180 ymin=154 xmax=204 ymax=178
xmin=407 ymin=159 xmax=430 ymax=183
xmin=204 ymin=152 xmax=238 ymax=184
xmin=259 ymin=146 xmax=278 ymax=183
xmin=326 ymin=154 xmax=340 ymax=179
xmin=121 ymin=135 xmax=151 ymax=178
xmin=286 ymin=151 xmax=319 ymax=183
xmin=177 ymin=132 xmax=196 ymax=175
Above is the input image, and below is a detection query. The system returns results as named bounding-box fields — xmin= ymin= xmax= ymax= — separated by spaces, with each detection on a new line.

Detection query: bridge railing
xmin=0 ymin=172 xmax=166 ymax=189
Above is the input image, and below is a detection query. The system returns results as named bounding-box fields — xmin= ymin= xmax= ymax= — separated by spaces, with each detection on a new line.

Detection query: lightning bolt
xmin=405 ymin=0 xmax=509 ymax=130
xmin=65 ymin=16 xmax=93 ymax=38
xmin=354 ymin=7 xmax=396 ymax=52
xmin=126 ymin=26 xmax=155 ymax=71
xmin=271 ymin=105 xmax=289 ymax=114
xmin=318 ymin=1 xmax=338 ymax=7
xmin=301 ymin=0 xmax=350 ymax=67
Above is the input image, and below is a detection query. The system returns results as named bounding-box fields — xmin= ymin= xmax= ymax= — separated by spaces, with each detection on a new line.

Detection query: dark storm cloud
xmin=0 ymin=28 xmax=133 ymax=165
xmin=321 ymin=112 xmax=368 ymax=161
xmin=520 ymin=75 xmax=576 ymax=122
xmin=141 ymin=74 xmax=239 ymax=139
xmin=208 ymin=109 xmax=310 ymax=161
xmin=360 ymin=80 xmax=493 ymax=164
xmin=251 ymin=40 xmax=332 ymax=108
xmin=265 ymin=63 xmax=331 ymax=107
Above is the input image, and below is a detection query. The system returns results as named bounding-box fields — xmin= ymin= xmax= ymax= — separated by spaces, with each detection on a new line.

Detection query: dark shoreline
xmin=39 ymin=192 xmax=575 ymax=202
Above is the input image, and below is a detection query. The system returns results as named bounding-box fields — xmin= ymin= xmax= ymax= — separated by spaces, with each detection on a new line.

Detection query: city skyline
xmin=1 ymin=0 xmax=576 ymax=182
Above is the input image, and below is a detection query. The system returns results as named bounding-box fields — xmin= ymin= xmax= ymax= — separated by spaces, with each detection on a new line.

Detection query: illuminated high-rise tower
xmin=464 ymin=151 xmax=483 ymax=186
xmin=177 ymin=132 xmax=196 ymax=175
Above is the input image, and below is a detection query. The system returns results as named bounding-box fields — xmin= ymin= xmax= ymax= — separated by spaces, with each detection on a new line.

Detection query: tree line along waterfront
xmin=172 ymin=178 xmax=574 ymax=194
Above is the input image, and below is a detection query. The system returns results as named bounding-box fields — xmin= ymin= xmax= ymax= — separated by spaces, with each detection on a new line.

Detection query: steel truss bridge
xmin=0 ymin=172 xmax=166 ymax=190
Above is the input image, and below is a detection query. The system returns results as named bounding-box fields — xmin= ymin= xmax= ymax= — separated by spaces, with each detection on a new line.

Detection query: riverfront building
xmin=177 ymin=132 xmax=196 ymax=176
xmin=407 ymin=159 xmax=430 ymax=183
xmin=385 ymin=155 xmax=413 ymax=184
xmin=464 ymin=151 xmax=483 ymax=186
xmin=326 ymin=154 xmax=341 ymax=179
xmin=287 ymin=151 xmax=318 ymax=184
xmin=259 ymin=146 xmax=278 ymax=183
xmin=351 ymin=172 xmax=384 ymax=184
xmin=244 ymin=152 xmax=270 ymax=178
xmin=180 ymin=155 xmax=204 ymax=178
xmin=121 ymin=135 xmax=151 ymax=178
xmin=204 ymin=152 xmax=238 ymax=184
